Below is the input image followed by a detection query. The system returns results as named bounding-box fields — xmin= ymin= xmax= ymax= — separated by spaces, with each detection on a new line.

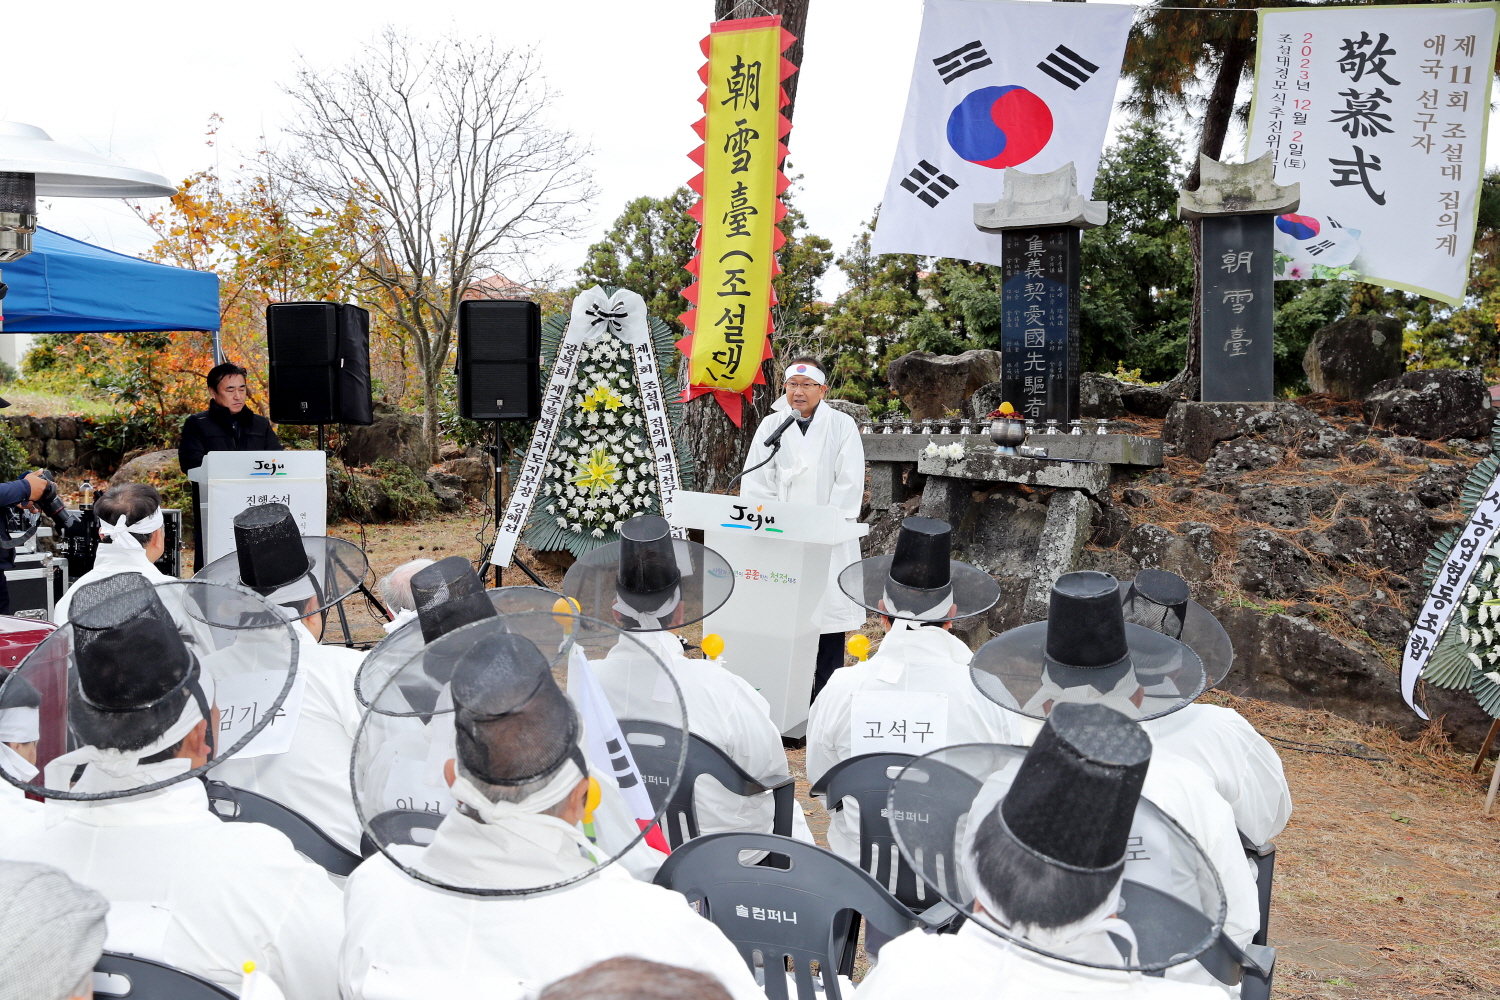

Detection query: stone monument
xmin=974 ymin=163 xmax=1107 ymax=426
xmin=1179 ymin=153 xmax=1299 ymax=403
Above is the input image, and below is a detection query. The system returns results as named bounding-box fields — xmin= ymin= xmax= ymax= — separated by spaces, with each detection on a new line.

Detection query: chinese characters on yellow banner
xmin=679 ymin=16 xmax=795 ymax=426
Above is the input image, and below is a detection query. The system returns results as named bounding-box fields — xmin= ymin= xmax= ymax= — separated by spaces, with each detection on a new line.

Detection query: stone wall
xmin=0 ymin=415 xmax=114 ymax=472
xmin=859 ymin=392 xmax=1498 ymax=751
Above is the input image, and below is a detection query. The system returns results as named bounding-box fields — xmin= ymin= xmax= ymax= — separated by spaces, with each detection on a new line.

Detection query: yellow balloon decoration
xmin=552 ymin=596 xmax=581 ymax=631
xmin=701 ymin=633 xmax=725 ymax=660
xmin=847 ymin=634 xmax=870 ymax=661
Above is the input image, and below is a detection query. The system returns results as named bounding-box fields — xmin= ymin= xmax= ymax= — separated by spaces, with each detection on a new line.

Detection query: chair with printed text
xmin=653 ymin=832 xmax=941 ymax=1000
xmin=94 ymin=953 xmax=237 ymax=1000
xmin=620 ymin=719 xmax=798 ymax=848
xmin=205 ymin=781 xmax=362 ymax=877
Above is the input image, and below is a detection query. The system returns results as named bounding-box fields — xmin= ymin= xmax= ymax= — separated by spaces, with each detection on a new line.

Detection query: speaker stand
xmin=484 ymin=419 xmax=549 ymax=591
xmin=317 ymin=424 xmax=328 ymax=452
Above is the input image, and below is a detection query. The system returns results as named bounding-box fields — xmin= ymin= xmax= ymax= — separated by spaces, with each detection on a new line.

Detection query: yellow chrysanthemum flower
xmin=570 ymin=447 xmax=619 ymax=497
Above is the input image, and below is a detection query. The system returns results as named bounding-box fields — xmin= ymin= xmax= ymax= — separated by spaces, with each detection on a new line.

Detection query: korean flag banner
xmin=871 ymin=0 xmax=1133 ymax=266
xmin=1245 ymin=3 xmax=1500 ymax=306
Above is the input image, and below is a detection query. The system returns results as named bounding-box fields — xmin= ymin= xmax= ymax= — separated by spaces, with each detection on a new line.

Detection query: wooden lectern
xmin=671 ymin=490 xmax=869 ymax=736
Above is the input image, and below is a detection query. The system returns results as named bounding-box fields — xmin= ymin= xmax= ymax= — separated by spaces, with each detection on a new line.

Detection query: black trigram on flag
xmin=1036 ymin=45 xmax=1100 ymax=90
xmin=933 ymin=40 xmax=992 ymax=84
xmin=900 ymin=160 xmax=959 ymax=207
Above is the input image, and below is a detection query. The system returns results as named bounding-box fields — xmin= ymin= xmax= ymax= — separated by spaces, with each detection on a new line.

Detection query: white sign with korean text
xmin=215 ymin=670 xmax=305 ymax=758
xmin=1245 ymin=3 xmax=1500 ymax=305
xmin=192 ymin=450 xmax=328 ymax=566
xmin=850 ymin=690 xmax=950 ymax=755
xmin=1402 ymin=463 xmax=1500 ymax=718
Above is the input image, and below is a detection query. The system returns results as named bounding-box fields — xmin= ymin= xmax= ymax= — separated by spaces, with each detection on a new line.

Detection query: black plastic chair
xmin=204 ymin=781 xmax=362 ymax=877
xmin=94 ymin=952 xmax=237 ymax=1000
xmin=654 ymin=831 xmax=929 ymax=1000
xmin=358 ymin=808 xmax=445 ymax=857
xmin=1124 ymin=881 xmax=1277 ymax=1000
xmin=807 ymin=753 xmax=927 ymax=906
xmin=620 ymin=719 xmax=796 ymax=848
xmin=1239 ymin=830 xmax=1277 ymax=947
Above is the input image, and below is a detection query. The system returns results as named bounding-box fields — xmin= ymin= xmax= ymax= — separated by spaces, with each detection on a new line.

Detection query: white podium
xmin=186 ymin=451 xmax=328 ymax=565
xmin=671 ymin=490 xmax=869 ymax=736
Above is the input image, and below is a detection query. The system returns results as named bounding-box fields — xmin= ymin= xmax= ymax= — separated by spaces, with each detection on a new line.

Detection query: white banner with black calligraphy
xmin=1402 ymin=463 xmax=1500 ymax=718
xmin=871 ymin=0 xmax=1133 ymax=267
xmin=1245 ymin=3 xmax=1500 ymax=305
xmin=491 ymin=287 xmax=681 ymax=567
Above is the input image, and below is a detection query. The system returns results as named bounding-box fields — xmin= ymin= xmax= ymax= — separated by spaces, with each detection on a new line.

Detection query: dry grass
xmin=1210 ymin=690 xmax=1500 ymax=999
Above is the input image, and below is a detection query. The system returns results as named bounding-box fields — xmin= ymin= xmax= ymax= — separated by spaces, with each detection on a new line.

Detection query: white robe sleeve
xmin=1208 ymin=705 xmax=1292 ymax=845
xmin=826 ymin=414 xmax=866 ymax=519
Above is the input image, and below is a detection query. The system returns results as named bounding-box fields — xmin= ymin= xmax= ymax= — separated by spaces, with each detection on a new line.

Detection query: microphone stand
xmin=726 ymin=412 xmax=800 ymax=492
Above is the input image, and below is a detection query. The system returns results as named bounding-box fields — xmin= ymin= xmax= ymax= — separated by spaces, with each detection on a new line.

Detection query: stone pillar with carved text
xmin=975 ymin=163 xmax=1106 ymax=425
xmin=1180 ymin=154 xmax=1300 ymax=403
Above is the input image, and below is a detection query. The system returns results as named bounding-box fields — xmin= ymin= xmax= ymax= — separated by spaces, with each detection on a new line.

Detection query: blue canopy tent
xmin=1 ymin=227 xmax=219 ymax=349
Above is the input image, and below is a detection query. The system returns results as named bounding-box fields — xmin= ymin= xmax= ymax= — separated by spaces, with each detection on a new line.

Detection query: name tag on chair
xmin=216 ymin=671 xmax=307 ymax=758
xmin=850 ymin=691 xmax=949 ymax=755
xmin=104 ymin=901 xmax=173 ymax=959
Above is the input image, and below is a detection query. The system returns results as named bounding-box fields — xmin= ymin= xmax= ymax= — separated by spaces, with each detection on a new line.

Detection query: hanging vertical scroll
xmin=677 ymin=16 xmax=797 ymax=427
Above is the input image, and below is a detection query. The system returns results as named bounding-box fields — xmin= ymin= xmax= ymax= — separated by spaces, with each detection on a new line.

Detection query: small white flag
xmin=872 ymin=0 xmax=1134 ymax=266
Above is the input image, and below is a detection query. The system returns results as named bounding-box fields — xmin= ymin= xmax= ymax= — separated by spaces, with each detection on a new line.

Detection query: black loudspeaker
xmin=266 ymin=302 xmax=375 ymax=425
xmin=457 ymin=300 xmax=541 ymax=420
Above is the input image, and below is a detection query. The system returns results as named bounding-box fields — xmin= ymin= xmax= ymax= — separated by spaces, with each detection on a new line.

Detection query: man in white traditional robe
xmin=1121 ymin=569 xmax=1291 ymax=846
xmin=376 ymin=557 xmax=434 ymax=635
xmin=806 ymin=515 xmax=1010 ymax=862
xmin=564 ymin=514 xmax=812 ymax=846
xmin=0 ymin=572 xmax=344 ymax=1000
xmin=739 ymin=357 xmax=866 ymax=699
xmin=53 ymin=482 xmax=172 ymax=623
xmin=858 ymin=703 xmax=1227 ymax=1000
xmin=195 ymin=502 xmax=369 ymax=852
xmin=0 ymin=672 xmax=43 ymax=840
xmin=340 ymin=625 xmax=765 ymax=1000
xmin=971 ymin=571 xmax=1261 ymax=994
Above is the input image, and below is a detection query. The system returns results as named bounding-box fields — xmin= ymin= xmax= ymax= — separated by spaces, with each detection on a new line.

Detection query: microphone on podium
xmin=761 ymin=413 xmax=800 ymax=448
xmin=727 ymin=412 xmax=801 ymax=491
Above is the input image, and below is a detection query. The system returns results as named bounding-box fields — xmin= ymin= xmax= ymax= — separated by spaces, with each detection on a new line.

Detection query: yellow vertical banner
xmin=678 ymin=16 xmax=795 ymax=427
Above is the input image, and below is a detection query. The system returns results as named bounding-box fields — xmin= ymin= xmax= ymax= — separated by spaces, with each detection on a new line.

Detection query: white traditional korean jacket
xmin=857 ymin=920 xmax=1226 ymax=1000
xmin=213 ymin=620 xmax=366 ymax=851
xmin=592 ymin=630 xmax=813 ymax=844
xmin=806 ymin=625 xmax=1014 ymax=862
xmin=740 ymin=398 xmax=866 ymax=632
xmin=339 ymin=814 xmax=765 ymax=1000
xmin=1141 ymin=703 xmax=1292 ymax=846
xmin=53 ymin=542 xmax=173 ymax=623
xmin=3 ymin=776 xmax=344 ymax=1000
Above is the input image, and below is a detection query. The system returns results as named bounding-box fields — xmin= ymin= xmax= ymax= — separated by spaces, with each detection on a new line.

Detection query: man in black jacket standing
xmin=178 ymin=361 xmax=282 ymax=570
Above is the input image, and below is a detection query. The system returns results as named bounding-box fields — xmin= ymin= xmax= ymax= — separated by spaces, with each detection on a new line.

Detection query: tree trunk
xmin=714 ymin=0 xmax=809 ymax=123
xmin=691 ymin=0 xmax=806 ymax=491
xmin=1169 ymin=30 xmax=1252 ymax=402
xmin=421 ymin=364 xmax=442 ymax=465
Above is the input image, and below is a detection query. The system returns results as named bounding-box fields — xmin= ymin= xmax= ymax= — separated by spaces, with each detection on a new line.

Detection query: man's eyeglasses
xmin=785 ymin=379 xmax=823 ymax=389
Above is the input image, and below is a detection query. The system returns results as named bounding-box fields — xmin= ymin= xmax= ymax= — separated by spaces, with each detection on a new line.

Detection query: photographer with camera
xmin=0 ymin=470 xmax=55 ymax=616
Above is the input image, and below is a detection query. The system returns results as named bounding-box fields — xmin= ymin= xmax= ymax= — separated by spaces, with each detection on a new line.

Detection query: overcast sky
xmin=5 ymin=0 xmax=1498 ymax=301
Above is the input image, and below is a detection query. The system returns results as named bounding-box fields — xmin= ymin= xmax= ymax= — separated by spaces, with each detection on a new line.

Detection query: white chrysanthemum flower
xmin=571 ymin=521 xmax=582 ymax=532
xmin=627 ymin=468 xmax=638 ymax=483
xmin=592 ymin=528 xmax=605 ymax=539
xmin=587 ymin=411 xmax=600 ymax=426
xmin=613 ymin=521 xmax=624 ymax=532
xmin=546 ymin=504 xmax=556 ymax=514
xmin=604 ymin=412 xmax=617 ymax=426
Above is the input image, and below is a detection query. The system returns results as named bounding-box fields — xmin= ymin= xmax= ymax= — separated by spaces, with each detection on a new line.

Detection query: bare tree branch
xmin=267 ymin=29 xmax=596 ymax=458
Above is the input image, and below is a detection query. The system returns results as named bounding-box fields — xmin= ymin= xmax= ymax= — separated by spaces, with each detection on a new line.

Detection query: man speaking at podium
xmin=178 ymin=361 xmax=283 ymax=571
xmin=739 ymin=358 xmax=866 ymax=700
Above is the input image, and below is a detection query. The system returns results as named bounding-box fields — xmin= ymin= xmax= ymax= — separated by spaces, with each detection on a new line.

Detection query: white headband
xmin=784 ymin=364 xmax=826 ymax=386
xmin=0 ymin=706 xmax=39 ymax=744
xmin=98 ymin=509 xmax=164 ymax=551
xmin=613 ymin=587 xmax=682 ymax=631
xmin=880 ymin=587 xmax=955 ymax=630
